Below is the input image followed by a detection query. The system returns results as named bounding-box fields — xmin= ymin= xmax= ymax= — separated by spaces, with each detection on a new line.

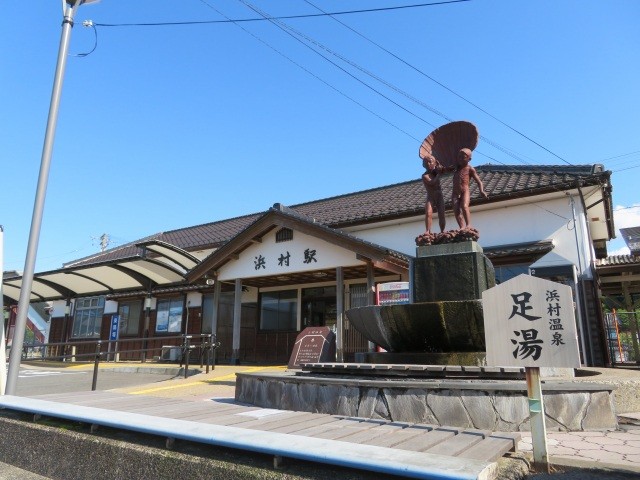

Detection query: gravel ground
xmin=575 ymin=367 xmax=640 ymax=414
xmin=527 ymin=468 xmax=639 ymax=479
xmin=0 ymin=462 xmax=51 ymax=480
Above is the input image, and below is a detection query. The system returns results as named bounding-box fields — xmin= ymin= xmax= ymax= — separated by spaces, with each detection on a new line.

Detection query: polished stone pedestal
xmin=345 ymin=241 xmax=494 ymax=354
xmin=413 ymin=241 xmax=495 ymax=302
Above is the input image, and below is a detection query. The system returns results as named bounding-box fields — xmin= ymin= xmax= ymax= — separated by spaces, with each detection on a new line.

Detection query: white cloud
xmin=608 ymin=245 xmax=630 ymax=256
xmin=605 ymin=204 xmax=640 ymax=256
xmin=613 ymin=203 xmax=640 ymax=233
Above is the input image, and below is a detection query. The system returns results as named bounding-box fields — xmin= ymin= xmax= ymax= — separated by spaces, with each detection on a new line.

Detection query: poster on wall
xmin=156 ymin=309 xmax=169 ymax=332
xmin=167 ymin=305 xmax=182 ymax=333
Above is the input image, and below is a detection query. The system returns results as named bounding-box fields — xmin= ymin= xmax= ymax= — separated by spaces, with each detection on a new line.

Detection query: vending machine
xmin=376 ymin=282 xmax=410 ymax=306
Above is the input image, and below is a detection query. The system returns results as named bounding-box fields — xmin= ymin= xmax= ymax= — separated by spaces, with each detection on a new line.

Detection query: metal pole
xmin=205 ymin=334 xmax=211 ymax=374
xmin=569 ymin=195 xmax=593 ymax=365
xmin=526 ymin=366 xmax=549 ymax=473
xmin=212 ymin=334 xmax=217 ymax=370
xmin=184 ymin=336 xmax=191 ymax=379
xmin=5 ymin=2 xmax=79 ymax=395
xmin=92 ymin=340 xmax=102 ymax=391
xmin=1 ymin=226 xmax=7 ymax=395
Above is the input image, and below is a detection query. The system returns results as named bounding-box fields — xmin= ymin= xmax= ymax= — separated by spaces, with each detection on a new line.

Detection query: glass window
xmin=494 ymin=264 xmax=530 ymax=284
xmin=202 ymin=294 xmax=214 ymax=334
xmin=156 ymin=298 xmax=184 ymax=333
xmin=301 ymin=286 xmax=337 ymax=329
xmin=260 ymin=290 xmax=297 ymax=331
xmin=118 ymin=300 xmax=142 ymax=336
xmin=348 ymin=283 xmax=369 ymax=308
xmin=72 ymin=296 xmax=105 ymax=338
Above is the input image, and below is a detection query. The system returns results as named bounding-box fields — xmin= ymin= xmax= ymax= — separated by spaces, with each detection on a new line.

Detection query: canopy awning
xmin=2 ymin=241 xmax=199 ymax=303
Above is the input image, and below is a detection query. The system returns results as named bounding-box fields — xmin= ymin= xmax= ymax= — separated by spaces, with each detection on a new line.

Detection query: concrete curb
xmin=107 ymin=366 xmax=201 ymax=376
xmin=20 ymin=361 xmax=202 ymax=377
xmin=0 ymin=412 xmax=385 ymax=480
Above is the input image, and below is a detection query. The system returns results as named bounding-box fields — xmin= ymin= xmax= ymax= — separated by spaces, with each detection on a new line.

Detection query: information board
xmin=288 ymin=327 xmax=336 ymax=369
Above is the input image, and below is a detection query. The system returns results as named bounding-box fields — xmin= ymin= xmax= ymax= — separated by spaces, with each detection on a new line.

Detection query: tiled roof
xmin=68 ymin=164 xmax=610 ymax=267
xmin=160 ymin=213 xmax=262 ymax=251
xmin=291 ymin=164 xmax=608 ymax=227
xmin=483 ymin=240 xmax=554 ymax=259
xmin=67 ymin=214 xmax=261 ymax=267
xmin=596 ymin=255 xmax=640 ymax=267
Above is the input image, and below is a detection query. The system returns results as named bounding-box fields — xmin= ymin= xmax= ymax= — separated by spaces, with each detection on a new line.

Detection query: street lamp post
xmin=5 ymin=0 xmax=98 ymax=395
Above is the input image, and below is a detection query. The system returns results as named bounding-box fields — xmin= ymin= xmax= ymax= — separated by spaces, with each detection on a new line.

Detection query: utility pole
xmin=100 ymin=233 xmax=110 ymax=252
xmin=1 ymin=226 xmax=7 ymax=395
xmin=5 ymin=0 xmax=99 ymax=395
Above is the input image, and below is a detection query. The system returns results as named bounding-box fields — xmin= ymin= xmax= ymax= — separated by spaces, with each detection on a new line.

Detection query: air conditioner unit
xmin=161 ymin=346 xmax=181 ymax=362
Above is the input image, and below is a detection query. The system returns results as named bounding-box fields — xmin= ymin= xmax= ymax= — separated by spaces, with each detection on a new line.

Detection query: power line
xmin=597 ymin=150 xmax=640 ymax=170
xmin=303 ymin=0 xmax=574 ymax=166
xmin=202 ymin=2 xmax=576 ymax=223
xmin=613 ymin=164 xmax=640 ymax=173
xmin=90 ymin=0 xmax=600 ymax=224
xmin=283 ymin=1 xmax=610 ymax=225
xmin=92 ymin=0 xmax=574 ymax=168
xmin=196 ymin=0 xmax=421 ymax=142
xmin=614 ymin=205 xmax=640 ymax=210
xmin=237 ymin=1 xmax=441 ymax=132
xmin=240 ymin=1 xmax=539 ymax=166
xmin=93 ymin=1 xmax=471 ymax=27
xmin=598 ymin=150 xmax=640 ymax=163
xmin=198 ymin=0 xmax=594 ymax=225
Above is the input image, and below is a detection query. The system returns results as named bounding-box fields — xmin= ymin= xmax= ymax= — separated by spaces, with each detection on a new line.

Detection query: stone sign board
xmin=288 ymin=327 xmax=336 ymax=369
xmin=482 ymin=274 xmax=580 ymax=368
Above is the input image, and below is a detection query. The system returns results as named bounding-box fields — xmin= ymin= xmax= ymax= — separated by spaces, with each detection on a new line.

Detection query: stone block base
xmin=236 ymin=372 xmax=617 ymax=432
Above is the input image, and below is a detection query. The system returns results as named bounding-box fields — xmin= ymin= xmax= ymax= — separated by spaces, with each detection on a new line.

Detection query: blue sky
xmin=2 ymin=0 xmax=639 ymax=273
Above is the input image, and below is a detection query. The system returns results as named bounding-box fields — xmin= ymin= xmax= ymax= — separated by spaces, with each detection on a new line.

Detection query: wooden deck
xmin=0 ymin=392 xmax=521 ymax=480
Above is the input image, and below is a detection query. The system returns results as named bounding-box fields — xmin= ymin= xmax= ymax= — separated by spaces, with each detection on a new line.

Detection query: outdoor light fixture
xmin=64 ymin=0 xmax=100 ymax=8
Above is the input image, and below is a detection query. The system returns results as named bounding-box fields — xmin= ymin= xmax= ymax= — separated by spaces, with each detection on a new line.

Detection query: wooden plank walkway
xmin=0 ymin=392 xmax=521 ymax=480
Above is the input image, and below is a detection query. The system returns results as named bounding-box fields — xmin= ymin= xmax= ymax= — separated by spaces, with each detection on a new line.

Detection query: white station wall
xmin=346 ymin=193 xmax=594 ymax=278
xmin=218 ymin=229 xmax=363 ymax=282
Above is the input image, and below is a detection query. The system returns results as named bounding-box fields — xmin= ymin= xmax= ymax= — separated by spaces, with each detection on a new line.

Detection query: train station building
xmin=3 ymin=164 xmax=619 ymax=366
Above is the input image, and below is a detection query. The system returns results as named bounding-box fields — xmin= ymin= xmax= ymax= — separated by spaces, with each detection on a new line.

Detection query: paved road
xmin=5 ymin=362 xmax=180 ymax=396
xmin=0 ymin=461 xmax=51 ymax=480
